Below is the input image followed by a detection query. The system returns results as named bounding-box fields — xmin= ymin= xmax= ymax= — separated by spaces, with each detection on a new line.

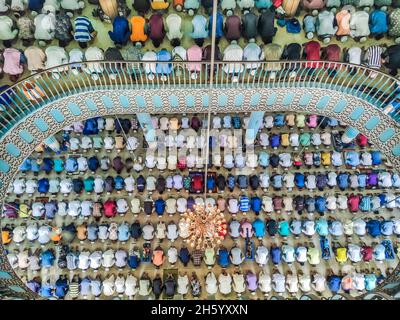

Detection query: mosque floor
xmin=2 ymin=112 xmax=400 ymax=300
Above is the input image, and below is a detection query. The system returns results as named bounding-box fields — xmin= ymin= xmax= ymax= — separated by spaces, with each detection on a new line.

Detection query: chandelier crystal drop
xmin=183 ymin=204 xmax=227 ymax=250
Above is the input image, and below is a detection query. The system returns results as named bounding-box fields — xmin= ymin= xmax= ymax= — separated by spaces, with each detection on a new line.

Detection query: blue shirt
xmin=315 ymin=196 xmax=326 ymax=214
xmin=278 ymin=221 xmax=290 ymax=237
xmin=251 ymin=197 xmax=262 ymax=214
xmin=114 ymin=176 xmax=125 ymax=190
xmin=218 ymin=248 xmax=230 ymax=267
xmin=259 ymin=152 xmax=269 ymax=167
xmin=381 ymin=220 xmax=394 ymax=236
xmin=365 ymin=274 xmax=377 ymax=291
xmin=337 ymin=173 xmax=349 ymax=190
xmin=156 ymin=49 xmax=173 ymax=75
xmin=239 ymin=195 xmax=250 ymax=212
xmin=154 ymin=199 xmax=166 ymax=216
xmin=41 ymin=250 xmax=55 ymax=267
xmin=83 ymin=118 xmax=99 ymax=135
xmin=271 ymin=247 xmax=281 ymax=264
xmin=270 ymin=134 xmax=280 ymax=148
xmin=295 ymin=173 xmax=305 ymax=188
xmin=274 ymin=114 xmax=285 ymax=126
xmin=369 ymin=10 xmax=388 ymax=34
xmin=207 ymin=176 xmax=215 ymax=190
xmin=371 ymin=151 xmax=382 ymax=165
xmin=19 ymin=158 xmax=32 ymax=172
xmin=252 ymin=218 xmax=265 ymax=237
xmin=272 ymin=174 xmax=283 ymax=189
xmin=367 ymin=220 xmax=381 ymax=237
xmin=359 ymin=196 xmax=372 ymax=212
xmin=42 ymin=158 xmax=53 ymax=172
xmin=358 ymin=174 xmax=367 ymax=188
xmin=65 ymin=158 xmax=78 ymax=173
xmin=191 ymin=15 xmax=208 ymax=39
xmin=38 ymin=178 xmax=50 ymax=193
xmin=208 ymin=11 xmax=224 ymax=38
xmin=128 ymin=254 xmax=141 ymax=269
xmin=346 ymin=151 xmax=360 ymax=167
xmin=53 ymin=159 xmax=64 ymax=173
xmin=55 ymin=278 xmax=68 ymax=298
xmin=316 ymin=218 xmax=329 ymax=236
xmin=118 ymin=223 xmax=131 ymax=241
xmin=227 ymin=175 xmax=235 ymax=190
xmin=40 ymin=284 xmax=54 ymax=298
xmin=237 ymin=175 xmax=248 ymax=189
xmin=328 ymin=275 xmax=341 ymax=293
xmin=30 ymin=159 xmax=40 ymax=173
xmin=74 ymin=16 xmax=95 ymax=42
xmin=109 ymin=16 xmax=130 ymax=44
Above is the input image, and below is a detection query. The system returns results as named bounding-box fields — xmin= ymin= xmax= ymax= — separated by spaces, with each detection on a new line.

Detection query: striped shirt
xmin=69 ymin=282 xmax=80 ymax=298
xmin=74 ymin=16 xmax=94 ymax=42
xmin=359 ymin=196 xmax=372 ymax=212
xmin=239 ymin=195 xmax=250 ymax=212
xmin=366 ymin=46 xmax=383 ymax=69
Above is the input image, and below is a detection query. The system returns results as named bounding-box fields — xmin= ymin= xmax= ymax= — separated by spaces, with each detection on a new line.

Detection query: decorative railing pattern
xmin=0 ymin=60 xmax=399 ymax=138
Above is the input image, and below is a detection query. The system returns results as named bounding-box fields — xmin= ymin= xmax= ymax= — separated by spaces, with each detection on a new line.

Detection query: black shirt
xmin=258 ymin=11 xmax=276 ymax=38
xmin=383 ymin=45 xmax=400 ymax=70
xmin=164 ymin=278 xmax=176 ymax=297
xmin=133 ymin=0 xmax=151 ymax=14
xmin=225 ymin=15 xmax=241 ymax=41
xmin=282 ymin=43 xmax=302 ymax=60
xmin=242 ymin=12 xmax=258 ymax=40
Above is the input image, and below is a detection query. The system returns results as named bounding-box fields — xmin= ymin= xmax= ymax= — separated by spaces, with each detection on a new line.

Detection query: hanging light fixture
xmin=182 ymin=204 xmax=227 ymax=250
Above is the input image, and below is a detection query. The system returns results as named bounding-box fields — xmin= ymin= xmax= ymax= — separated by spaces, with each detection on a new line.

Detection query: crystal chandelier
xmin=183 ymin=204 xmax=227 ymax=250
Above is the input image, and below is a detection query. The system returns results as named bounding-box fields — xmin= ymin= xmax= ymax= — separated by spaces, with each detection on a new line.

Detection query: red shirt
xmin=304 ymin=41 xmax=321 ymax=68
xmin=356 ymin=134 xmax=368 ymax=147
xmin=104 ymin=200 xmax=117 ymax=218
xmin=273 ymin=197 xmax=283 ymax=211
xmin=325 ymin=44 xmax=341 ymax=61
xmin=362 ymin=246 xmax=373 ymax=261
xmin=347 ymin=195 xmax=360 ymax=212
xmin=192 ymin=175 xmax=203 ymax=191
xmin=177 ymin=157 xmax=186 ymax=170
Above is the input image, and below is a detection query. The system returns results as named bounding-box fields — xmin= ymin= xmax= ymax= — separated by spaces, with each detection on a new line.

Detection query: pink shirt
xmin=187 ymin=45 xmax=202 ymax=72
xmin=3 ymin=48 xmax=23 ymax=75
xmin=240 ymin=221 xmax=254 ymax=238
xmin=307 ymin=115 xmax=318 ymax=128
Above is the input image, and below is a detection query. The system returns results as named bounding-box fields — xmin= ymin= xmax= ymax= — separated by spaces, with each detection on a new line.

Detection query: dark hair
xmin=194 ymin=38 xmax=204 ymax=47
xmin=78 ymin=41 xmax=88 ymax=49
xmin=389 ymin=69 xmax=398 ymax=77
xmin=170 ymin=38 xmax=181 ymax=47
xmin=152 ymin=38 xmax=162 ymax=48
xmin=3 ymin=40 xmax=12 ymax=48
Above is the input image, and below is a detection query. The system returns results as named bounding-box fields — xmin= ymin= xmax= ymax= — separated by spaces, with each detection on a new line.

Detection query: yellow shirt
xmin=281 ymin=133 xmax=290 ymax=147
xmin=336 ymin=247 xmax=347 ymax=263
xmin=151 ymin=0 xmax=170 ymax=10
xmin=321 ymin=152 xmax=331 ymax=165
xmin=18 ymin=204 xmax=31 ymax=218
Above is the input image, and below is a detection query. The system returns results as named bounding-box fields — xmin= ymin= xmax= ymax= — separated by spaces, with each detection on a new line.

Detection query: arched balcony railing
xmin=0 ymin=60 xmax=399 ymax=138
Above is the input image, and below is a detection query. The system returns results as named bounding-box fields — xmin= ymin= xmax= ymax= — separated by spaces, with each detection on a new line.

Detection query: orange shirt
xmin=151 ymin=0 xmax=170 ymax=10
xmin=130 ymin=16 xmax=148 ymax=42
xmin=2 ymin=231 xmax=11 ymax=245
xmin=50 ymin=227 xmax=62 ymax=242
xmin=152 ymin=250 xmax=165 ymax=266
xmin=336 ymin=10 xmax=351 ymax=36
xmin=173 ymin=0 xmax=184 ymax=9
xmin=77 ymin=225 xmax=87 ymax=241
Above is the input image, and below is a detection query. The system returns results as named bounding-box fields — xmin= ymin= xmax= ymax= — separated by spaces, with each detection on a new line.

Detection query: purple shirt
xmin=246 ymin=273 xmax=258 ymax=291
xmin=367 ymin=173 xmax=378 ymax=186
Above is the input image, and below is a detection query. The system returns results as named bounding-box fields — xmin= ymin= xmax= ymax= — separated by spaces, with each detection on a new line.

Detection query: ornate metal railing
xmin=0 ymin=60 xmax=399 ymax=138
